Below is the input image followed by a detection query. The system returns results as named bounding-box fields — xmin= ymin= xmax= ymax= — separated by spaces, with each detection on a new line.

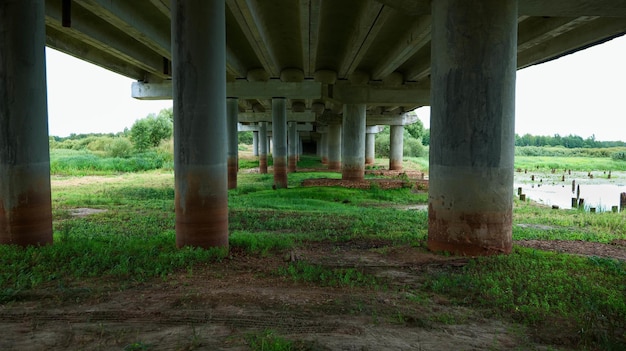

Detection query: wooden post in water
xmin=590 ymin=207 xmax=596 ymax=213
xmin=519 ymin=194 xmax=526 ymax=201
xmin=578 ymin=198 xmax=585 ymax=208
xmin=571 ymin=180 xmax=575 ymax=193
xmin=571 ymin=198 xmax=578 ymax=209
xmin=620 ymin=192 xmax=626 ymax=212
xmin=517 ymin=187 xmax=522 ymax=196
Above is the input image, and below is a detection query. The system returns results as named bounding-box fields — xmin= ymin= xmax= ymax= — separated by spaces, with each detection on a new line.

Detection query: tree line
xmin=515 ymin=133 xmax=625 ymax=148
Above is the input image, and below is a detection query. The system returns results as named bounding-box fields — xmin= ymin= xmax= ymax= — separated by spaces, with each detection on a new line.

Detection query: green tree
xmin=130 ymin=108 xmax=174 ymax=151
xmin=405 ymin=120 xmax=424 ymax=140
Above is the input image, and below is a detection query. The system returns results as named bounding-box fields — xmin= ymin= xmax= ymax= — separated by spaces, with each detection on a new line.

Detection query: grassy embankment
xmin=1 ymin=148 xmax=625 ymax=349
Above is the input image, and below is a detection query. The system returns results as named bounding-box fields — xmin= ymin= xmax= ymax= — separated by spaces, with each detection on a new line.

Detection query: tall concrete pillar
xmin=0 ymin=0 xmax=53 ymax=246
xmin=428 ymin=0 xmax=517 ymax=255
xmin=272 ymin=98 xmax=288 ymax=188
xmin=259 ymin=122 xmax=268 ymax=173
xmin=252 ymin=131 xmax=259 ymax=156
xmin=342 ymin=104 xmax=366 ymax=181
xmin=365 ymin=130 xmax=376 ymax=165
xmin=327 ymin=124 xmax=342 ymax=171
xmin=389 ymin=125 xmax=404 ymax=170
xmin=320 ymin=133 xmax=328 ymax=164
xmin=172 ymin=0 xmax=227 ymax=248
xmin=288 ymin=121 xmax=298 ymax=172
xmin=227 ymin=97 xmax=238 ymax=189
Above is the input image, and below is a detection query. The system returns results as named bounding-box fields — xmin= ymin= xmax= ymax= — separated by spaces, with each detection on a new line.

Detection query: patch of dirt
xmin=302 ymin=177 xmax=428 ymax=190
xmin=0 ymin=243 xmax=561 ymax=351
xmin=68 ymin=208 xmax=108 ymax=217
xmin=516 ymin=239 xmax=626 ymax=261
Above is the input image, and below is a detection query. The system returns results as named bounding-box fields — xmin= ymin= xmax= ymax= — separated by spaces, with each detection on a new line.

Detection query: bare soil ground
xmin=2 ymin=237 xmax=623 ymax=351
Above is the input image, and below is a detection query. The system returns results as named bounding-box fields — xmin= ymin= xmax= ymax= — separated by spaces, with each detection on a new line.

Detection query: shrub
xmin=105 ymin=137 xmax=133 ymax=158
xmin=612 ymin=151 xmax=626 ymax=161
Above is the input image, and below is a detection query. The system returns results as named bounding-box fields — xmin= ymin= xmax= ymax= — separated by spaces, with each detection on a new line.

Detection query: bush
xmin=239 ymin=131 xmax=253 ymax=145
xmin=612 ymin=151 xmax=626 ymax=161
xmin=130 ymin=108 xmax=173 ymax=151
xmin=105 ymin=137 xmax=133 ymax=158
xmin=404 ymin=138 xmax=426 ymax=157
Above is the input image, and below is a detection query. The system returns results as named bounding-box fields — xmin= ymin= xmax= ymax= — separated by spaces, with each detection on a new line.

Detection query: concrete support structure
xmin=172 ymin=0 xmax=228 ymax=248
xmin=0 ymin=0 xmax=53 ymax=246
xmin=320 ymin=133 xmax=328 ymax=164
xmin=389 ymin=125 xmax=404 ymax=170
xmin=252 ymin=131 xmax=259 ymax=156
xmin=327 ymin=125 xmax=342 ymax=171
xmin=428 ymin=0 xmax=516 ymax=255
xmin=227 ymin=97 xmax=239 ymax=189
xmin=258 ymin=122 xmax=268 ymax=173
xmin=341 ymin=104 xmax=366 ymax=181
xmin=365 ymin=132 xmax=376 ymax=165
xmin=288 ymin=121 xmax=298 ymax=172
xmin=272 ymin=98 xmax=288 ymax=188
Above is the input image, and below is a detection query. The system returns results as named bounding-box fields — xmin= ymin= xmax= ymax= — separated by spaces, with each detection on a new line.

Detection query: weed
xmin=277 ymin=262 xmax=380 ymax=288
xmin=245 ymin=330 xmax=293 ymax=351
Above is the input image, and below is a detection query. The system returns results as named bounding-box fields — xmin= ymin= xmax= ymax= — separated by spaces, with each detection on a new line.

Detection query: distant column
xmin=0 ymin=0 xmax=53 ymax=246
xmin=252 ymin=130 xmax=259 ymax=156
xmin=320 ymin=132 xmax=329 ymax=164
xmin=365 ymin=130 xmax=376 ymax=165
xmin=272 ymin=98 xmax=288 ymax=188
xmin=342 ymin=104 xmax=366 ymax=181
xmin=389 ymin=125 xmax=404 ymax=170
xmin=288 ymin=121 xmax=298 ymax=172
xmin=259 ymin=122 xmax=268 ymax=173
xmin=227 ymin=97 xmax=239 ymax=189
xmin=428 ymin=0 xmax=517 ymax=255
xmin=327 ymin=124 xmax=342 ymax=171
xmin=172 ymin=0 xmax=228 ymax=248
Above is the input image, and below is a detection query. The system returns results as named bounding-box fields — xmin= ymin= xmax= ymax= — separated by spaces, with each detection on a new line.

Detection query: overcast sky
xmin=46 ymin=34 xmax=626 ymax=141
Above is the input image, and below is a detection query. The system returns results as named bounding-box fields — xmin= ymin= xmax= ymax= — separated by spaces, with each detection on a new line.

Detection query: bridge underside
xmin=1 ymin=0 xmax=625 ymax=255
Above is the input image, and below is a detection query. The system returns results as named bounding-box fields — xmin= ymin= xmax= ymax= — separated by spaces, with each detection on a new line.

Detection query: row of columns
xmin=1 ymin=0 xmax=515 ymax=257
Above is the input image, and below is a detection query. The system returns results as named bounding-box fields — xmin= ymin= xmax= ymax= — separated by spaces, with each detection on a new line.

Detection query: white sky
xmin=46 ymin=35 xmax=626 ymax=141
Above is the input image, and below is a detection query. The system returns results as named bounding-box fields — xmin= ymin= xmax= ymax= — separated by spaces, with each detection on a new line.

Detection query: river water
xmin=514 ymin=170 xmax=626 ymax=212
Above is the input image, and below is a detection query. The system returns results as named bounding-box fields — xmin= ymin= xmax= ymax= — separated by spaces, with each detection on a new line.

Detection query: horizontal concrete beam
xmin=332 ymin=84 xmax=430 ymax=106
xmin=132 ymin=80 xmax=323 ymax=100
xmin=239 ymin=111 xmax=316 ymax=123
xmin=318 ymin=111 xmax=419 ymax=126
xmin=238 ymin=123 xmax=313 ymax=132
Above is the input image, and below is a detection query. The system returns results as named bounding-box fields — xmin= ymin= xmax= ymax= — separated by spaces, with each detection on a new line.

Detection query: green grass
xmin=3 ymin=153 xmax=626 ymax=349
xmin=424 ymin=247 xmax=626 ymax=347
xmin=514 ymin=155 xmax=626 ymax=172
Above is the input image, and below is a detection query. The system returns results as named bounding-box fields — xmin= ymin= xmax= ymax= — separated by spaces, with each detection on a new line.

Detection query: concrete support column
xmin=172 ymin=0 xmax=227 ymax=248
xmin=320 ymin=133 xmax=328 ymax=164
xmin=272 ymin=98 xmax=288 ymax=188
xmin=389 ymin=125 xmax=404 ymax=170
xmin=365 ymin=132 xmax=376 ymax=165
xmin=0 ymin=0 xmax=53 ymax=246
xmin=288 ymin=121 xmax=298 ymax=172
xmin=342 ymin=104 xmax=366 ymax=181
xmin=258 ymin=122 xmax=268 ymax=173
xmin=428 ymin=0 xmax=517 ymax=255
xmin=252 ymin=131 xmax=259 ymax=156
xmin=227 ymin=97 xmax=238 ymax=189
xmin=327 ymin=125 xmax=342 ymax=171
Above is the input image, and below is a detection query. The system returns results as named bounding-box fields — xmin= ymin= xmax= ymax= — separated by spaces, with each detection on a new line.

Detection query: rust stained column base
xmin=328 ymin=161 xmax=341 ymax=171
xmin=274 ymin=157 xmax=288 ymax=188
xmin=428 ymin=205 xmax=512 ymax=256
xmin=288 ymin=155 xmax=297 ymax=173
xmin=176 ymin=172 xmax=228 ymax=249
xmin=227 ymin=157 xmax=237 ymax=189
xmin=389 ymin=160 xmax=403 ymax=171
xmin=365 ymin=157 xmax=374 ymax=165
xmin=0 ymin=189 xmax=53 ymax=246
xmin=259 ymin=155 xmax=268 ymax=174
xmin=321 ymin=157 xmax=328 ymax=164
xmin=342 ymin=165 xmax=365 ymax=181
